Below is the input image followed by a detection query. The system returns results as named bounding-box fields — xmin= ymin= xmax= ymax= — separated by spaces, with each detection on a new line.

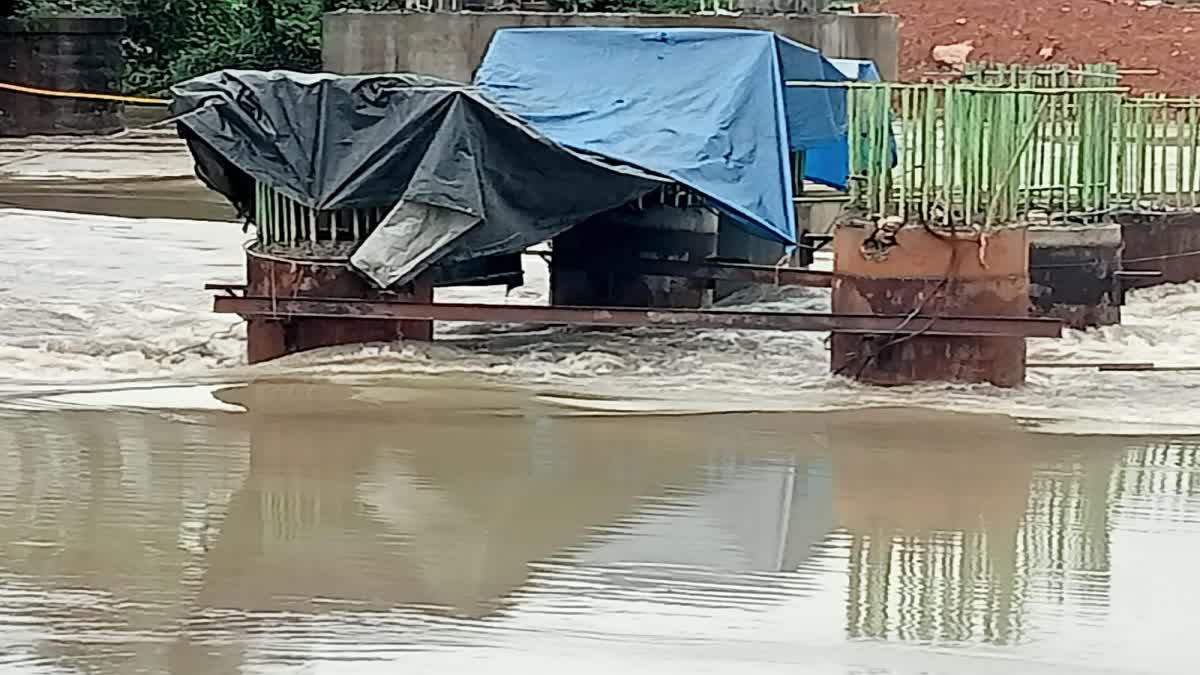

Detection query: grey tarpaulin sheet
xmin=169 ymin=70 xmax=664 ymax=288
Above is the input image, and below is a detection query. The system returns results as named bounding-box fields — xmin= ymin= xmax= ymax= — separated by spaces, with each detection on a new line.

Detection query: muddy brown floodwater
xmin=2 ymin=390 xmax=1199 ymax=675
xmin=4 ymin=138 xmax=1200 ymax=674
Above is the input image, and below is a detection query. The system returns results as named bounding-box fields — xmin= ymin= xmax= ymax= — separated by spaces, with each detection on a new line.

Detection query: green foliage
xmin=324 ymin=0 xmax=407 ymax=8
xmin=14 ymin=0 xmax=334 ymax=95
xmin=544 ymin=0 xmax=696 ymax=11
xmin=11 ymin=0 xmax=694 ymax=95
xmin=14 ymin=0 xmax=124 ymax=13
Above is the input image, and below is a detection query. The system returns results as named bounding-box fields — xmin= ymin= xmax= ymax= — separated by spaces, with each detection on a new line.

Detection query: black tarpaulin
xmin=169 ymin=70 xmax=664 ymax=288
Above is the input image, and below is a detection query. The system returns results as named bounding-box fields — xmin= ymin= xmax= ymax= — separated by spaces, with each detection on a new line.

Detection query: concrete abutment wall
xmin=0 ymin=16 xmax=125 ymax=137
xmin=322 ymin=11 xmax=899 ymax=82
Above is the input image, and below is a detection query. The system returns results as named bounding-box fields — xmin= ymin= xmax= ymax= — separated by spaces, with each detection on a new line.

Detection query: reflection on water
xmin=2 ymin=383 xmax=1199 ymax=673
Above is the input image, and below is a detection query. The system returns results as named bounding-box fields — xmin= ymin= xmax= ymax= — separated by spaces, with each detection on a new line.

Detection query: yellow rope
xmin=0 ymin=80 xmax=169 ymax=106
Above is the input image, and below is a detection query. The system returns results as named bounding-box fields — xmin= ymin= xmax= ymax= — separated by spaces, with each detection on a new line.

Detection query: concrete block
xmin=713 ymin=215 xmax=788 ymax=301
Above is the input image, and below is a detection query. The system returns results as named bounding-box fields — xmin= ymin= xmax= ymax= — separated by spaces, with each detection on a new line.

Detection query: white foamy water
xmin=3 ymin=205 xmax=1199 ymax=434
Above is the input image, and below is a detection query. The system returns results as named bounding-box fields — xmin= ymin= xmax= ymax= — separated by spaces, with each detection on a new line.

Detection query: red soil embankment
xmin=861 ymin=0 xmax=1200 ymax=94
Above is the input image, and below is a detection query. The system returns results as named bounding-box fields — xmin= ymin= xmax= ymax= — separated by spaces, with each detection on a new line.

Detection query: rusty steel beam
xmin=522 ymin=252 xmax=834 ymax=288
xmin=631 ymin=259 xmax=834 ymax=287
xmin=213 ymin=296 xmax=1063 ymax=338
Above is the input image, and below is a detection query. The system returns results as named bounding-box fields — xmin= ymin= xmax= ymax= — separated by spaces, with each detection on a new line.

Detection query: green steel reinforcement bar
xmin=790 ymin=64 xmax=1200 ymax=227
xmin=249 ymin=183 xmax=707 ymax=248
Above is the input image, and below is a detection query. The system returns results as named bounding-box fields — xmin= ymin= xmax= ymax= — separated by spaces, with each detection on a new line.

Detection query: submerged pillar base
xmin=551 ymin=203 xmax=718 ymax=309
xmin=1028 ymin=225 xmax=1123 ymax=330
xmin=830 ymin=223 xmax=1030 ymax=388
xmin=244 ymin=247 xmax=432 ymax=364
xmin=712 ymin=214 xmax=788 ymax=302
xmin=1118 ymin=210 xmax=1200 ymax=288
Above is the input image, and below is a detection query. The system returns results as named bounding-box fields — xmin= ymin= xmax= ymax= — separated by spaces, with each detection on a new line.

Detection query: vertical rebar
xmin=1060 ymin=72 xmax=1075 ymax=216
xmin=865 ymin=85 xmax=880 ymax=216
xmin=1114 ymin=94 xmax=1126 ymax=201
xmin=1176 ymin=105 xmax=1186 ymax=206
xmin=1135 ymin=99 xmax=1148 ymax=202
xmin=969 ymin=89 xmax=983 ymax=223
xmin=921 ymin=84 xmax=931 ymax=220
xmin=942 ymin=85 xmax=955 ymax=225
xmin=1185 ymin=96 xmax=1195 ymax=201
xmin=878 ymin=85 xmax=892 ymax=217
xmin=846 ymin=87 xmax=859 ymax=209
xmin=899 ymin=86 xmax=912 ymax=221
xmin=1159 ymin=96 xmax=1169 ymax=201
xmin=285 ymin=193 xmax=296 ymax=245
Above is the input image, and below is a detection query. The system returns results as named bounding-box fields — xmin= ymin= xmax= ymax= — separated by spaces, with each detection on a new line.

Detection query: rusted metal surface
xmin=1118 ymin=210 xmax=1200 ymax=288
xmin=242 ymin=247 xmax=431 ymax=364
xmin=830 ymin=224 xmax=1033 ymax=387
xmin=214 ymin=296 xmax=1062 ymax=338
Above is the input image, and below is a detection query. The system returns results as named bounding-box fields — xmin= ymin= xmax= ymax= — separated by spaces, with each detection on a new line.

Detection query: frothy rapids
xmin=3 ymin=207 xmax=1198 ymax=435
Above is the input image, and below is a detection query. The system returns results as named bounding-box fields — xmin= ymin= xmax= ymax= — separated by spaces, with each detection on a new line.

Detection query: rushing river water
xmin=3 ymin=155 xmax=1200 ymax=673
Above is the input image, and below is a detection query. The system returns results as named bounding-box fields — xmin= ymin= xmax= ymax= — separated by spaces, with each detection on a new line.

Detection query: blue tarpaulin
xmin=829 ymin=57 xmax=882 ymax=82
xmin=475 ymin=28 xmax=854 ymax=244
xmin=803 ymin=57 xmax=884 ymax=192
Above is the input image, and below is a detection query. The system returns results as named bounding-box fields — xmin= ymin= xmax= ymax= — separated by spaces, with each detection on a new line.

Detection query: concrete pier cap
xmin=830 ymin=221 xmax=1030 ymax=388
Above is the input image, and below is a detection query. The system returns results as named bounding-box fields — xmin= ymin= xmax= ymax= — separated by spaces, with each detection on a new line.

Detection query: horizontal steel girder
xmin=213 ymin=296 xmax=1063 ymax=338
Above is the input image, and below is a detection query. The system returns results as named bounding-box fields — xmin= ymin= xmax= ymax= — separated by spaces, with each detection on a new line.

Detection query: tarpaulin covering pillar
xmin=170 ymin=70 xmax=664 ymax=289
xmin=475 ymin=27 xmax=858 ymax=244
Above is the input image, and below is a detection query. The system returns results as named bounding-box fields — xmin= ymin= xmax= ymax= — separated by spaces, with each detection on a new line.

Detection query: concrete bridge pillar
xmin=829 ymin=223 xmax=1030 ymax=387
xmin=551 ymin=202 xmax=719 ymax=308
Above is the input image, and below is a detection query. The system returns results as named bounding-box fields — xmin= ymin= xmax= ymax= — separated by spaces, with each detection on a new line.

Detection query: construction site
xmin=3 ymin=0 xmax=1200 ymax=391
xmin=6 ymin=3 xmax=1200 ymax=674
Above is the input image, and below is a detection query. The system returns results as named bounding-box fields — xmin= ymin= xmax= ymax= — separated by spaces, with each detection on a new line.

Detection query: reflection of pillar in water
xmin=1022 ymin=443 xmax=1122 ymax=608
xmin=831 ymin=412 xmax=1035 ymax=644
xmin=203 ymin=390 xmax=837 ymax=618
xmin=199 ymin=405 xmax=407 ymax=612
xmin=844 ymin=525 xmax=1023 ymax=644
xmin=1116 ymin=442 xmax=1200 ymax=501
xmin=0 ymin=409 xmax=249 ymax=674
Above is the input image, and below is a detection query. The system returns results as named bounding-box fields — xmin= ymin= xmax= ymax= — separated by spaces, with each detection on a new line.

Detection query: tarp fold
xmin=170 ymin=70 xmax=663 ymax=288
xmin=474 ymin=27 xmax=855 ymax=242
